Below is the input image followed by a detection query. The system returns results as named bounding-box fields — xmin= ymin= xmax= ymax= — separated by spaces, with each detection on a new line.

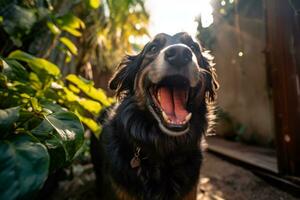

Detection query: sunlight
xmin=146 ymin=0 xmax=213 ymax=37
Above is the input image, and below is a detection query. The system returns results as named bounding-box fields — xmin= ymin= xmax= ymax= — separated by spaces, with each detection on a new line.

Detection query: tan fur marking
xmin=112 ymin=181 xmax=137 ymax=200
xmin=134 ymin=65 xmax=151 ymax=108
xmin=183 ymin=185 xmax=198 ymax=200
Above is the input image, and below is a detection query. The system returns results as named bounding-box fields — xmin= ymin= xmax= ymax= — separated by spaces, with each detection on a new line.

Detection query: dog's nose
xmin=164 ymin=46 xmax=192 ymax=66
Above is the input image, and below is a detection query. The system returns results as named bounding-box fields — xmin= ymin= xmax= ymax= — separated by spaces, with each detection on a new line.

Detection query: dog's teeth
xmin=185 ymin=113 xmax=192 ymax=121
xmin=162 ymin=111 xmax=169 ymax=121
xmin=158 ymin=92 xmax=161 ymax=102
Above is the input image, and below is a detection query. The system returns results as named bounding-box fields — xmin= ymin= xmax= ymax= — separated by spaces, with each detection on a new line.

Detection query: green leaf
xmin=59 ymin=37 xmax=78 ymax=55
xmin=68 ymin=84 xmax=80 ymax=94
xmin=66 ymin=74 xmax=111 ymax=106
xmin=63 ymin=87 xmax=79 ymax=102
xmin=56 ymin=13 xmax=85 ymax=29
xmin=64 ymin=50 xmax=72 ymax=63
xmin=40 ymin=100 xmax=64 ymax=113
xmin=29 ymin=72 xmax=42 ymax=90
xmin=61 ymin=26 xmax=82 ymax=37
xmin=8 ymin=50 xmax=60 ymax=77
xmin=78 ymin=99 xmax=102 ymax=115
xmin=47 ymin=22 xmax=61 ymax=35
xmin=31 ymin=118 xmax=53 ymax=137
xmin=43 ymin=111 xmax=84 ymax=161
xmin=56 ymin=14 xmax=85 ymax=37
xmin=76 ymin=111 xmax=101 ymax=137
xmin=44 ymin=134 xmax=67 ymax=170
xmin=0 ymin=73 xmax=7 ymax=88
xmin=88 ymin=0 xmax=101 ymax=9
xmin=30 ymin=97 xmax=42 ymax=112
xmin=0 ymin=107 xmax=19 ymax=133
xmin=0 ymin=135 xmax=49 ymax=200
xmin=1 ymin=59 xmax=29 ymax=82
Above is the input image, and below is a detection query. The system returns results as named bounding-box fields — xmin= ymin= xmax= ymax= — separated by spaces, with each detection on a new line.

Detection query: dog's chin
xmin=145 ymin=75 xmax=193 ymax=137
xmin=147 ymin=105 xmax=190 ymax=136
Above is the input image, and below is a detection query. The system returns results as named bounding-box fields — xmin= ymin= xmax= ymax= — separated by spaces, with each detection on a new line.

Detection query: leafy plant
xmin=0 ymin=0 xmax=147 ymax=199
xmin=0 ymin=50 xmax=111 ymax=199
xmin=0 ymin=0 xmax=149 ymax=79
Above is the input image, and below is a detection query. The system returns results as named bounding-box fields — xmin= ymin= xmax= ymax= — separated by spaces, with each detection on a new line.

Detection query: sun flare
xmin=146 ymin=0 xmax=213 ymax=37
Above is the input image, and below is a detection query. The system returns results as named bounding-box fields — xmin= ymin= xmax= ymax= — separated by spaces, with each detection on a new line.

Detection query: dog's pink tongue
xmin=158 ymin=87 xmax=188 ymax=122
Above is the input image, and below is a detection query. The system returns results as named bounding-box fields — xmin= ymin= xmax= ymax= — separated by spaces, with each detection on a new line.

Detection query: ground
xmin=198 ymin=153 xmax=296 ymax=200
xmin=49 ymin=153 xmax=297 ymax=200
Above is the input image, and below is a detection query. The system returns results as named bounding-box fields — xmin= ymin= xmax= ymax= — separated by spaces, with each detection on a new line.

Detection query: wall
xmin=209 ymin=1 xmax=275 ymax=146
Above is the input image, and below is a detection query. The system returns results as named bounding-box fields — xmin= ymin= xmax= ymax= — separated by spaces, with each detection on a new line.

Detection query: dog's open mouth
xmin=148 ymin=76 xmax=192 ymax=136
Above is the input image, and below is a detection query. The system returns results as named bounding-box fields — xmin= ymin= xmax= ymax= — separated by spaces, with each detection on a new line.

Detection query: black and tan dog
xmin=90 ymin=32 xmax=218 ymax=200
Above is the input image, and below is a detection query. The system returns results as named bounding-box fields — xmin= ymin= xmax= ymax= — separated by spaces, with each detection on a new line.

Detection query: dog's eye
xmin=149 ymin=45 xmax=158 ymax=53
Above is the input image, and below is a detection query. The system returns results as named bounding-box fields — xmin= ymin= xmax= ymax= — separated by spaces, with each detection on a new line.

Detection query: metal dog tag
xmin=130 ymin=156 xmax=140 ymax=168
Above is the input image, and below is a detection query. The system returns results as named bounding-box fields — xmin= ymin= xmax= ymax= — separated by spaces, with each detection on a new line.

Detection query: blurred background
xmin=0 ymin=0 xmax=299 ymax=199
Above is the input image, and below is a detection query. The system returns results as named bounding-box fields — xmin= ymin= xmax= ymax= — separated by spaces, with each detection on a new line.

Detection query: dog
xmin=90 ymin=32 xmax=218 ymax=200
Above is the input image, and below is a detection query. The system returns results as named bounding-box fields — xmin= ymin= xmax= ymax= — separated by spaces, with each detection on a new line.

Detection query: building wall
xmin=211 ymin=9 xmax=275 ymax=146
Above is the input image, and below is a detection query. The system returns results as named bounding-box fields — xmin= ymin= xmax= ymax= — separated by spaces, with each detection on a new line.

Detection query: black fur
xmin=91 ymin=32 xmax=218 ymax=200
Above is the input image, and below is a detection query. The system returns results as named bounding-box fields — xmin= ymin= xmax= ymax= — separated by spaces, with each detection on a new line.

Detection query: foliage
xmin=0 ymin=134 xmax=49 ymax=200
xmin=0 ymin=0 xmax=148 ymax=199
xmin=0 ymin=0 xmax=149 ymax=78
xmin=0 ymin=50 xmax=112 ymax=199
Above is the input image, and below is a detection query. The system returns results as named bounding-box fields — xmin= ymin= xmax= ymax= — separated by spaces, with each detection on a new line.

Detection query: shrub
xmin=0 ymin=50 xmax=111 ymax=199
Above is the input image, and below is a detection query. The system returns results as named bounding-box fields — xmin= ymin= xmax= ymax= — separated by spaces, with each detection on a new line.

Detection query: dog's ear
xmin=109 ymin=47 xmax=146 ymax=97
xmin=201 ymin=51 xmax=219 ymax=102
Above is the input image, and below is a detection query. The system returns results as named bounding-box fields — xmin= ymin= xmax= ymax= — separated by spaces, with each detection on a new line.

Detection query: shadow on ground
xmin=49 ymin=153 xmax=297 ymax=200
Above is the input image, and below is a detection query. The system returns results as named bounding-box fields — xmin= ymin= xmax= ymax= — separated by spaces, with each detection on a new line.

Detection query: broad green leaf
xmin=76 ymin=111 xmax=101 ymax=137
xmin=11 ymin=81 xmax=36 ymax=96
xmin=56 ymin=14 xmax=85 ymax=37
xmin=31 ymin=118 xmax=53 ymax=136
xmin=68 ymin=84 xmax=80 ymax=94
xmin=17 ymin=110 xmax=43 ymax=132
xmin=31 ymin=102 xmax=65 ymax=136
xmin=44 ymin=111 xmax=84 ymax=161
xmin=63 ymin=87 xmax=79 ymax=102
xmin=29 ymin=72 xmax=42 ymax=90
xmin=57 ymin=14 xmax=85 ymax=29
xmin=88 ymin=0 xmax=101 ymax=9
xmin=0 ymin=107 xmax=19 ymax=132
xmin=1 ymin=59 xmax=29 ymax=82
xmin=61 ymin=27 xmax=82 ymax=37
xmin=30 ymin=97 xmax=42 ymax=112
xmin=65 ymin=50 xmax=72 ymax=63
xmin=20 ymin=93 xmax=31 ymax=99
xmin=66 ymin=74 xmax=111 ymax=106
xmin=44 ymin=134 xmax=67 ymax=170
xmin=8 ymin=50 xmax=60 ymax=77
xmin=0 ymin=73 xmax=7 ymax=88
xmin=56 ymin=13 xmax=85 ymax=37
xmin=47 ymin=22 xmax=61 ymax=35
xmin=78 ymin=99 xmax=102 ymax=115
xmin=59 ymin=37 xmax=78 ymax=55
xmin=40 ymin=100 xmax=64 ymax=113
xmin=0 ymin=135 xmax=49 ymax=200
